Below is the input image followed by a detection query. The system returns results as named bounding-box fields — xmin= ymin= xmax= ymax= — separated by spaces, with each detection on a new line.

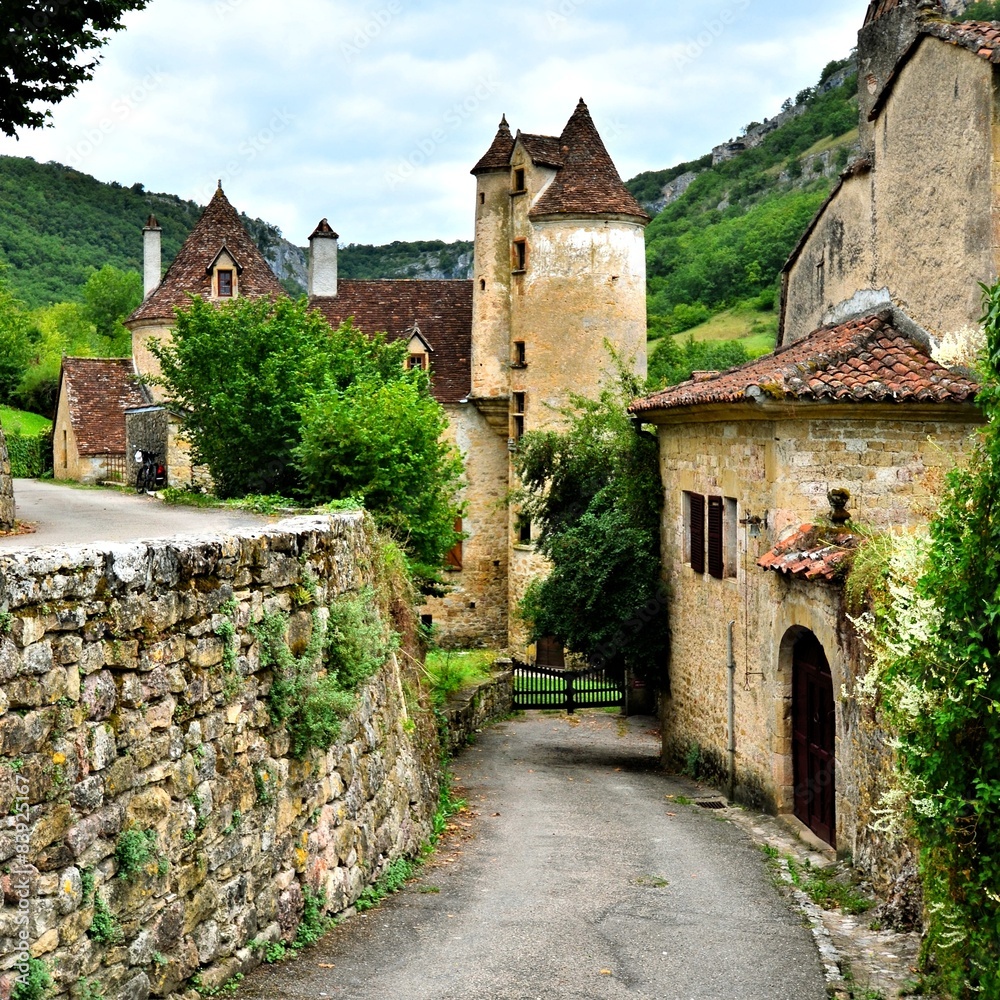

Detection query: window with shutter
xmin=708 ymin=495 xmax=724 ymax=579
xmin=688 ymin=492 xmax=705 ymax=574
xmin=444 ymin=517 xmax=463 ymax=571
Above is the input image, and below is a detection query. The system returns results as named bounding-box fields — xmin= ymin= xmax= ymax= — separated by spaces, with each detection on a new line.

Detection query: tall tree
xmin=513 ymin=362 xmax=668 ymax=685
xmin=1 ymin=1 xmax=150 ymax=136
xmin=82 ymin=264 xmax=141 ymax=349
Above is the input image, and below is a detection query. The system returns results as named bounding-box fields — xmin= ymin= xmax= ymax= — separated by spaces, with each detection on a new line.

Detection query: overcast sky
xmin=1 ymin=0 xmax=868 ymax=247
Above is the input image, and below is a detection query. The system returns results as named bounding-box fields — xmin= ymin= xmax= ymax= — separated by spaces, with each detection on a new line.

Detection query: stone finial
xmin=828 ymin=488 xmax=851 ymax=524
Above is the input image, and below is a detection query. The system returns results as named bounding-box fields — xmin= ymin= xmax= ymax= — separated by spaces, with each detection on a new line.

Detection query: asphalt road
xmin=238 ymin=712 xmax=827 ymax=1000
xmin=0 ymin=479 xmax=273 ymax=549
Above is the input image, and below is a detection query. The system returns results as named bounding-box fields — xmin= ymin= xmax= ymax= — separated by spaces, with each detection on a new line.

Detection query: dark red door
xmin=792 ymin=633 xmax=836 ymax=847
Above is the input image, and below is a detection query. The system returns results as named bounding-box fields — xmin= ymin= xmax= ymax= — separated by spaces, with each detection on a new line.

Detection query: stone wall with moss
xmin=0 ymin=514 xmax=441 ymax=1000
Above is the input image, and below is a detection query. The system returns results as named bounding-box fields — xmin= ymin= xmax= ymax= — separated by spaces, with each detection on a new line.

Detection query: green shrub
xmin=114 ymin=828 xmax=158 ymax=879
xmin=424 ymin=649 xmax=497 ymax=706
xmin=87 ymin=894 xmax=121 ymax=944
xmin=6 ymin=430 xmax=51 ymax=477
xmin=11 ymin=958 xmax=51 ymax=1000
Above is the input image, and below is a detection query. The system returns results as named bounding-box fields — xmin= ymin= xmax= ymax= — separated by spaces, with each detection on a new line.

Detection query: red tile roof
xmin=128 ymin=185 xmax=286 ymax=324
xmin=309 ymin=280 xmax=472 ymax=404
xmin=517 ymin=133 xmax=565 ymax=170
xmin=530 ymin=100 xmax=649 ymax=221
xmin=631 ymin=313 xmax=978 ymax=414
xmin=471 ymin=116 xmax=515 ymax=175
xmin=757 ymin=524 xmax=859 ymax=582
xmin=922 ymin=19 xmax=1000 ymax=62
xmin=60 ymin=358 xmax=148 ymax=455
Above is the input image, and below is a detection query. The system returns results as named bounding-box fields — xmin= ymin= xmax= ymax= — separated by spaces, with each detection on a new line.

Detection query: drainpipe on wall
xmin=727 ymin=620 xmax=736 ymax=802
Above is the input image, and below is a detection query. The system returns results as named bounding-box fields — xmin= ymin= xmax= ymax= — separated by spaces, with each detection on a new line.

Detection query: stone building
xmin=53 ymin=356 xmax=149 ymax=484
xmin=781 ymin=1 xmax=1000 ymax=345
xmin=65 ymin=100 xmax=645 ymax=652
xmin=631 ymin=310 xmax=980 ymax=854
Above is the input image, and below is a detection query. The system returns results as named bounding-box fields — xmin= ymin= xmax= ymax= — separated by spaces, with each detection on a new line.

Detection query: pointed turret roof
xmin=471 ymin=115 xmax=515 ymax=175
xmin=128 ymin=185 xmax=286 ymax=324
xmin=530 ymin=99 xmax=649 ymax=221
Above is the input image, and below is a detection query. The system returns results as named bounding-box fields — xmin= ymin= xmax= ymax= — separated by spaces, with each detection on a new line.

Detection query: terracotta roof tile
xmin=471 ymin=116 xmax=516 ymax=174
xmin=61 ymin=358 xmax=148 ymax=455
xmin=921 ymin=20 xmax=1000 ymax=64
xmin=530 ymin=100 xmax=649 ymax=221
xmin=630 ymin=313 xmax=979 ymax=414
xmin=757 ymin=524 xmax=859 ymax=582
xmin=517 ymin=133 xmax=565 ymax=169
xmin=309 ymin=280 xmax=472 ymax=405
xmin=129 ymin=186 xmax=286 ymax=324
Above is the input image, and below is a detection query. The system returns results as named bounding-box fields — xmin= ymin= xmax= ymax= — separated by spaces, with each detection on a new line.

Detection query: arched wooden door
xmin=792 ymin=632 xmax=836 ymax=847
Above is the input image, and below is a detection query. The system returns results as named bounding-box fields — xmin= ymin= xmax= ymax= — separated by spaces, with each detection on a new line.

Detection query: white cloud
xmin=0 ymin=0 xmax=870 ymax=245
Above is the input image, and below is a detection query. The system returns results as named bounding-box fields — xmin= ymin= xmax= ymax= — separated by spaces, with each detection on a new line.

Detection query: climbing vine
xmin=852 ymin=282 xmax=1000 ymax=997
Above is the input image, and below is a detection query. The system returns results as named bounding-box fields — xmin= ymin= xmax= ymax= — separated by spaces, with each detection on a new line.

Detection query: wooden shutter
xmin=689 ymin=493 xmax=705 ymax=575
xmin=444 ymin=517 xmax=463 ymax=571
xmin=708 ymin=495 xmax=724 ymax=579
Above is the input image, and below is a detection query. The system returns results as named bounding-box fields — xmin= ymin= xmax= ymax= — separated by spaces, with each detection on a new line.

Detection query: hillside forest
xmin=0 ymin=55 xmax=860 ymax=452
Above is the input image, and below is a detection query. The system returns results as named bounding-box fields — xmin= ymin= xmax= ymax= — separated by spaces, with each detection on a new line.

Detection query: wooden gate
xmin=792 ymin=632 xmax=836 ymax=847
xmin=512 ymin=661 xmax=624 ymax=713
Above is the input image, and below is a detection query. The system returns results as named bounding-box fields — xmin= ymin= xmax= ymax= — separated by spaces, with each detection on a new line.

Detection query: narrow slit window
xmin=513 ymin=239 xmax=526 ymax=271
xmin=513 ymin=167 xmax=526 ymax=192
xmin=514 ymin=341 xmax=526 ymax=367
xmin=518 ymin=515 xmax=532 ymax=544
xmin=480 ymin=278 xmax=486 ymax=291
xmin=724 ymin=497 xmax=738 ymax=578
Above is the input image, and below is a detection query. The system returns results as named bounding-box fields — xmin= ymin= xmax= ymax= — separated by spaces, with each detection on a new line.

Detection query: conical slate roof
xmin=529 ymin=99 xmax=649 ymax=221
xmin=471 ymin=115 xmax=515 ymax=175
xmin=128 ymin=185 xmax=286 ymax=323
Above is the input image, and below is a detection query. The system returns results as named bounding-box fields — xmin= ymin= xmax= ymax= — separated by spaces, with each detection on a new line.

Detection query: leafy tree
xmin=152 ymin=295 xmax=462 ymax=580
xmin=0 ymin=272 xmax=35 ymax=402
xmin=961 ymin=1 xmax=1000 ymax=19
xmin=856 ymin=281 xmax=1000 ymax=995
xmin=0 ymin=1 xmax=150 ymax=136
xmin=513 ymin=361 xmax=668 ymax=685
xmin=647 ymin=336 xmax=750 ymax=389
xmin=82 ymin=264 xmax=141 ymax=349
xmin=296 ymin=375 xmax=464 ymax=583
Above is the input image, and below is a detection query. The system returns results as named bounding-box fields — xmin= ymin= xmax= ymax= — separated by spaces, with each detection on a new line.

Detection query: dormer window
xmin=217 ymin=269 xmax=233 ymax=297
xmin=407 ymin=353 xmax=428 ymax=371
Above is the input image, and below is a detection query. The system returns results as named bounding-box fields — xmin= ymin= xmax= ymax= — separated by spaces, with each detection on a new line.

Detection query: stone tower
xmin=467 ymin=100 xmax=650 ymax=649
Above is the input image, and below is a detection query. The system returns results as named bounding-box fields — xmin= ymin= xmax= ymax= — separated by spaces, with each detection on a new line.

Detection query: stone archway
xmin=788 ymin=629 xmax=836 ymax=847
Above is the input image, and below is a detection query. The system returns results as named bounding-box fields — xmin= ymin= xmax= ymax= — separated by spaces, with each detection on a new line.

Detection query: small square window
xmin=217 ymin=269 xmax=233 ymax=296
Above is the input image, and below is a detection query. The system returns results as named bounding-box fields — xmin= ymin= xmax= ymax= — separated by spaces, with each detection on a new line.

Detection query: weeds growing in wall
xmin=849 ymin=282 xmax=1000 ymax=997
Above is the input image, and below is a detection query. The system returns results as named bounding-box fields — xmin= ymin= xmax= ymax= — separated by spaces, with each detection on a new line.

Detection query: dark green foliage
xmin=647 ymin=337 xmax=750 ymax=389
xmin=961 ymin=1 xmax=1000 ymax=19
xmin=82 ymin=264 xmax=141 ymax=349
xmin=87 ymin=894 xmax=121 ymax=944
xmin=625 ymin=154 xmax=713 ymax=209
xmin=292 ymin=887 xmax=332 ymax=949
xmin=643 ymin=75 xmax=858 ymax=320
xmin=11 ymin=957 xmax=51 ymax=1000
xmin=0 ymin=1 xmax=150 ymax=135
xmin=0 ymin=274 xmax=35 ymax=403
xmin=513 ymin=362 xmax=668 ymax=685
xmin=338 ymin=240 xmax=473 ymax=280
xmin=874 ymin=281 xmax=1000 ymax=996
xmin=114 ymin=827 xmax=158 ymax=879
xmin=7 ymin=430 xmax=52 ymax=477
xmin=154 ymin=295 xmax=462 ymax=579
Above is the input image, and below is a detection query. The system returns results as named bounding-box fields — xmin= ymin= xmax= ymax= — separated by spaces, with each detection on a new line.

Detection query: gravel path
xmin=238 ymin=711 xmax=827 ymax=1000
xmin=0 ymin=479 xmax=273 ymax=549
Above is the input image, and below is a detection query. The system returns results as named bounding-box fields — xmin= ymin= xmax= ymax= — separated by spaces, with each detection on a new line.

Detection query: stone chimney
xmin=142 ymin=214 xmax=161 ymax=299
xmin=858 ymin=0 xmax=944 ymax=158
xmin=308 ymin=219 xmax=339 ymax=298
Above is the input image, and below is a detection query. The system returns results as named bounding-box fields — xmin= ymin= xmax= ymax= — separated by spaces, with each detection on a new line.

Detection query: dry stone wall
xmin=0 ymin=514 xmax=441 ymax=1000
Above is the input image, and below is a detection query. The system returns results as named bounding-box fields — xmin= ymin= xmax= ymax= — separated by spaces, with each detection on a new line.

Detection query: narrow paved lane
xmin=239 ymin=712 xmax=826 ymax=1000
xmin=0 ymin=479 xmax=273 ymax=548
